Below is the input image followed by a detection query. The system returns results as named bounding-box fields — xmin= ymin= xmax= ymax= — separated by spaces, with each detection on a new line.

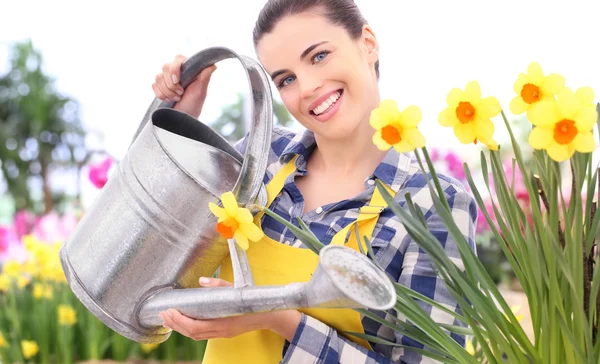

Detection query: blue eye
xmin=279 ymin=75 xmax=296 ymax=88
xmin=312 ymin=51 xmax=329 ymax=63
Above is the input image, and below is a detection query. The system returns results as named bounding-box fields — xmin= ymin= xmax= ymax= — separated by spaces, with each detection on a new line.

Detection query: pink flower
xmin=88 ymin=157 xmax=113 ymax=189
xmin=14 ymin=210 xmax=36 ymax=239
xmin=477 ymin=200 xmax=497 ymax=233
xmin=444 ymin=152 xmax=465 ymax=181
xmin=33 ymin=211 xmax=79 ymax=243
xmin=0 ymin=225 xmax=22 ymax=262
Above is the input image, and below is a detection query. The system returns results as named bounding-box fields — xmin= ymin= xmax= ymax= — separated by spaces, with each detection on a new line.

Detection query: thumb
xmin=199 ymin=276 xmax=233 ymax=287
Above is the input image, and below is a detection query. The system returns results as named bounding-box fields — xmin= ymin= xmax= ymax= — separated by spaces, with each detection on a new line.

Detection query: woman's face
xmin=256 ymin=11 xmax=379 ymax=141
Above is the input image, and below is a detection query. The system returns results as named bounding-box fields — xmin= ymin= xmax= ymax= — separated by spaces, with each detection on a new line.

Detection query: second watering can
xmin=60 ymin=47 xmax=396 ymax=344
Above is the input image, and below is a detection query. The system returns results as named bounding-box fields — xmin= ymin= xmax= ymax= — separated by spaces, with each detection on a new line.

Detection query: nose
xmin=298 ymin=72 xmax=323 ymax=99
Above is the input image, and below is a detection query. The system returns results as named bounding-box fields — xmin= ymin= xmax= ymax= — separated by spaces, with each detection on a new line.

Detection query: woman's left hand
xmin=159 ymin=277 xmax=302 ymax=342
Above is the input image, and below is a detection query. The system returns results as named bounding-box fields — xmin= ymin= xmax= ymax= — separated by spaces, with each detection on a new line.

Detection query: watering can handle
xmin=130 ymin=47 xmax=273 ymax=206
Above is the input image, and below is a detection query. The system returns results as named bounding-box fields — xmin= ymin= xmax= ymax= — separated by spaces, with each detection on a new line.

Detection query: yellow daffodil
xmin=528 ymin=87 xmax=597 ymax=162
xmin=510 ymin=62 xmax=565 ymax=117
xmin=438 ymin=81 xmax=501 ymax=150
xmin=0 ymin=332 xmax=8 ymax=348
xmin=21 ymin=340 xmax=39 ymax=359
xmin=140 ymin=343 xmax=160 ymax=353
xmin=0 ymin=274 xmax=11 ymax=292
xmin=33 ymin=283 xmax=44 ymax=299
xmin=16 ymin=276 xmax=30 ymax=289
xmin=2 ymin=260 xmax=22 ymax=277
xmin=369 ymin=100 xmax=426 ymax=152
xmin=32 ymin=283 xmax=53 ymax=300
xmin=208 ymin=192 xmax=264 ymax=250
xmin=58 ymin=304 xmax=77 ymax=326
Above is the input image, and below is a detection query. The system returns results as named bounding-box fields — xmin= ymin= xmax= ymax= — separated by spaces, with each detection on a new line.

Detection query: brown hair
xmin=253 ymin=0 xmax=380 ymax=78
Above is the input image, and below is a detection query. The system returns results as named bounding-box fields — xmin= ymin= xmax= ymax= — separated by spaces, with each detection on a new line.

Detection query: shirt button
xmin=367 ymin=179 xmax=375 ymax=186
xmin=315 ymin=207 xmax=323 ymax=214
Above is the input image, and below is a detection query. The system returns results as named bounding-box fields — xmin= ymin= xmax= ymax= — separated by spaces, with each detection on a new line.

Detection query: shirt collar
xmin=280 ymin=128 xmax=413 ymax=193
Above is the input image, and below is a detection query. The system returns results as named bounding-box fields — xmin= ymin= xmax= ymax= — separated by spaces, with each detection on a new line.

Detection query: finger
xmin=199 ymin=276 xmax=232 ymax=287
xmin=168 ymin=55 xmax=186 ymax=96
xmin=156 ymin=66 xmax=180 ymax=102
xmin=152 ymin=82 xmax=167 ymax=101
xmin=170 ymin=54 xmax=187 ymax=85
xmin=163 ymin=309 xmax=220 ymax=340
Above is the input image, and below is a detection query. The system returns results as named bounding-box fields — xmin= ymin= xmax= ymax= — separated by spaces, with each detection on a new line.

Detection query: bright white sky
xmin=1 ymin=0 xmax=599 ymax=207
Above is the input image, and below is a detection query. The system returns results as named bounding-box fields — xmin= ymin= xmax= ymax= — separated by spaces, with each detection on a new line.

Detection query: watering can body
xmin=60 ymin=48 xmax=273 ymax=343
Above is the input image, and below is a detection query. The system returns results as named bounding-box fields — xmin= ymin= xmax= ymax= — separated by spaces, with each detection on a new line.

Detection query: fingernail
xmin=176 ymin=89 xmax=183 ymax=96
xmin=199 ymin=277 xmax=211 ymax=286
xmin=162 ymin=322 xmax=170 ymax=328
xmin=173 ymin=95 xmax=181 ymax=102
xmin=172 ymin=74 xmax=178 ymax=84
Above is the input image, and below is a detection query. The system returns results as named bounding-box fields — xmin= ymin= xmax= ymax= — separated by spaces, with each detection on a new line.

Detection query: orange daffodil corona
xmin=438 ymin=81 xmax=501 ymax=150
xmin=208 ymin=191 xmax=264 ymax=250
xmin=527 ymin=87 xmax=597 ymax=162
xmin=370 ymin=100 xmax=425 ymax=152
xmin=510 ymin=62 xmax=565 ymax=118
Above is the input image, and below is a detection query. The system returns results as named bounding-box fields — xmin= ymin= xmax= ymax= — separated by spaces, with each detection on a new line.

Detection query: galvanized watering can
xmin=60 ymin=47 xmax=396 ymax=344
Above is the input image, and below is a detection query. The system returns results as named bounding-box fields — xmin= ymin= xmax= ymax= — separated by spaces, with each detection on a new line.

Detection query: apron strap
xmin=254 ymin=156 xmax=299 ymax=223
xmin=330 ymin=182 xmax=395 ymax=252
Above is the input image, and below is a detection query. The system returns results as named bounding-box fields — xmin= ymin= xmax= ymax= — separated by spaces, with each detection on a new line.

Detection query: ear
xmin=361 ymin=24 xmax=379 ymax=66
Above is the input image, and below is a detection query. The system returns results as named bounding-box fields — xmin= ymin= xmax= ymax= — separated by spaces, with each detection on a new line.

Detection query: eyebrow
xmin=270 ymin=41 xmax=329 ymax=80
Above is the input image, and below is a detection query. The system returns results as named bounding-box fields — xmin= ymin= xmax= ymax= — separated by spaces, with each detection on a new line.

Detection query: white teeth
xmin=312 ymin=91 xmax=341 ymax=115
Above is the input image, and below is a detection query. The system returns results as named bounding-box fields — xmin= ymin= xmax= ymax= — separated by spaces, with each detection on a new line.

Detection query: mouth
xmin=310 ymin=89 xmax=343 ymax=116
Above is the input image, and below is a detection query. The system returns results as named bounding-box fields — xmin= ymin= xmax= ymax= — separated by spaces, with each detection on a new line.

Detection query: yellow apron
xmin=203 ymin=157 xmax=394 ymax=364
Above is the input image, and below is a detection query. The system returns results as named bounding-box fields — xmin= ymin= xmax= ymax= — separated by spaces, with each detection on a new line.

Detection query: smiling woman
xmin=152 ymin=0 xmax=477 ymax=363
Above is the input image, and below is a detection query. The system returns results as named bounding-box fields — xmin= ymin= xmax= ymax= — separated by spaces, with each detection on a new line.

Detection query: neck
xmin=311 ymin=117 xmax=387 ymax=180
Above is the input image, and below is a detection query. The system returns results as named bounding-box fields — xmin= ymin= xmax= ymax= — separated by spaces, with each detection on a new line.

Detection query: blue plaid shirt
xmin=234 ymin=126 xmax=477 ymax=364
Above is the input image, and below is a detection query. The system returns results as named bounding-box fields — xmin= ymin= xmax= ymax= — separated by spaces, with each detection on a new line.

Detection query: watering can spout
xmin=136 ymin=245 xmax=396 ymax=331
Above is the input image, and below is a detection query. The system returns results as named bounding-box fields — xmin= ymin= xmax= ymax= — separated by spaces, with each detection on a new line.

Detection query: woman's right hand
xmin=152 ymin=54 xmax=217 ymax=119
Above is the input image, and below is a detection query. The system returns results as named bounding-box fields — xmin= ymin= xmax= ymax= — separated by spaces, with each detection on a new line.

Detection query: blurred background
xmin=0 ymin=0 xmax=599 ymax=362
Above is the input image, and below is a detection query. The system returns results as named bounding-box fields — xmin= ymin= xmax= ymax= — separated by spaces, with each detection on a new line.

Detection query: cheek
xmin=280 ymin=91 xmax=300 ymax=115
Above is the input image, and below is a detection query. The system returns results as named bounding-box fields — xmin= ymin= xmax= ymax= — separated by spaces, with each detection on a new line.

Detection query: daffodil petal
xmin=372 ymin=131 xmax=392 ymax=151
xmin=370 ymin=108 xmax=390 ymax=129
xmin=403 ymin=127 xmax=426 ymax=148
xmin=528 ymin=126 xmax=553 ymax=149
xmin=236 ymin=208 xmax=254 ymax=223
xmin=438 ymin=108 xmax=459 ymax=127
xmin=208 ymin=203 xmax=226 ymax=219
xmin=454 ymin=122 xmax=476 ymax=144
xmin=528 ymin=100 xmax=559 ymax=126
xmin=576 ymin=87 xmax=595 ymax=106
xmin=446 ymin=88 xmax=464 ymax=107
xmin=233 ymin=230 xmax=249 ymax=250
xmin=239 ymin=222 xmax=264 ymax=242
xmin=475 ymin=118 xmax=495 ymax=138
xmin=479 ymin=135 xmax=499 ymax=150
xmin=221 ymin=192 xmax=239 ymax=217
xmin=399 ymin=105 xmax=422 ymax=128
xmin=557 ymin=88 xmax=579 ymax=119
xmin=575 ymin=106 xmax=599 ymax=130
xmin=393 ymin=139 xmax=416 ymax=153
xmin=527 ymin=62 xmax=544 ymax=85
xmin=573 ymin=131 xmax=596 ymax=153
xmin=510 ymin=96 xmax=529 ymax=115
xmin=547 ymin=142 xmax=574 ymax=162
xmin=464 ymin=81 xmax=481 ymax=102
xmin=380 ymin=99 xmax=399 ymax=114
xmin=541 ymin=73 xmax=565 ymax=95
xmin=513 ymin=73 xmax=529 ymax=95
xmin=477 ymin=97 xmax=501 ymax=118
